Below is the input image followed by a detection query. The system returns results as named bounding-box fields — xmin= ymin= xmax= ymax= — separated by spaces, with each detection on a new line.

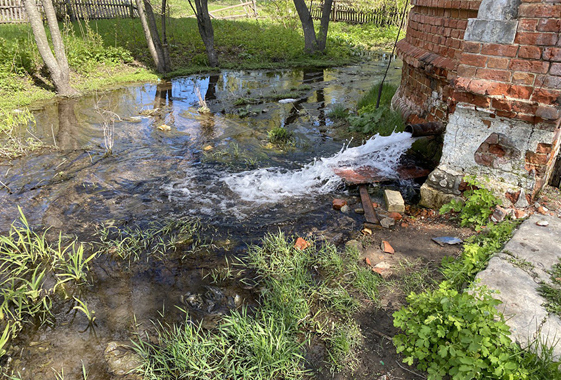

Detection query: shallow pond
xmin=0 ymin=58 xmax=417 ymax=379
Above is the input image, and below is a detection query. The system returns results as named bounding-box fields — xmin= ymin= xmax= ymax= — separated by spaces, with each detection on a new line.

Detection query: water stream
xmin=0 ymin=59 xmax=417 ymax=379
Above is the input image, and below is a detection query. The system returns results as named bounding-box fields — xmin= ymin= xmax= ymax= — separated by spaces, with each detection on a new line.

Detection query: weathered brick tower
xmin=393 ymin=0 xmax=561 ymax=207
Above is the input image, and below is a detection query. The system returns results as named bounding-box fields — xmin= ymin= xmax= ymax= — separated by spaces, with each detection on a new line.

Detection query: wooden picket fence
xmin=311 ymin=1 xmax=403 ymax=26
xmin=0 ymin=0 xmax=137 ymax=23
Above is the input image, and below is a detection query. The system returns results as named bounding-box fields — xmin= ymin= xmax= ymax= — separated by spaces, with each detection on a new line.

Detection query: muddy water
xmin=0 ymin=59 xmax=406 ymax=379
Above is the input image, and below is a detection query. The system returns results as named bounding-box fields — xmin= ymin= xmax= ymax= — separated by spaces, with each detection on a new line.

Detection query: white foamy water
xmin=223 ymin=132 xmax=415 ymax=203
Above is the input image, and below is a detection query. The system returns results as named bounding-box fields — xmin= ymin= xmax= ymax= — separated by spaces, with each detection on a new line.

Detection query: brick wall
xmin=393 ymin=0 xmax=480 ymax=123
xmin=395 ymin=0 xmax=561 ymax=202
xmin=453 ymin=0 xmax=561 ymax=126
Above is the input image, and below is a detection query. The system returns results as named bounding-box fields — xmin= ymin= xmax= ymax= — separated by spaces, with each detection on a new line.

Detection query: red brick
xmin=481 ymin=44 xmax=518 ymax=57
xmin=518 ymin=113 xmax=538 ymax=123
xmin=535 ymin=74 xmax=561 ymax=88
xmin=476 ymin=68 xmax=512 ymax=82
xmin=512 ymin=71 xmax=536 ymax=85
xmin=507 ymin=85 xmax=534 ymax=100
xmin=532 ymin=89 xmax=561 ymax=104
xmin=461 ymin=53 xmax=487 ymax=67
xmin=493 ymin=99 xmax=538 ymax=114
xmin=509 ymin=59 xmax=550 ymax=74
xmin=519 ymin=19 xmax=539 ymax=31
xmin=543 ymin=47 xmax=561 ymax=62
xmin=525 ymin=151 xmax=549 ymax=165
xmin=457 ymin=64 xmax=478 ymax=77
xmin=518 ymin=46 xmax=542 ymax=60
xmin=515 ymin=32 xmax=559 ymax=46
xmin=518 ymin=3 xmax=561 ymax=18
xmin=463 ymin=41 xmax=481 ymax=53
xmin=552 ymin=63 xmax=561 ymax=76
xmin=495 ymin=110 xmax=517 ymax=118
xmin=537 ymin=19 xmax=561 ymax=33
xmin=537 ymin=143 xmax=553 ymax=154
xmin=536 ymin=105 xmax=561 ymax=120
xmin=487 ymin=57 xmax=510 ymax=69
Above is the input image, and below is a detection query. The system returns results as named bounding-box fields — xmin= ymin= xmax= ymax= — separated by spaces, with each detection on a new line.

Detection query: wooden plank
xmin=359 ymin=185 xmax=379 ymax=225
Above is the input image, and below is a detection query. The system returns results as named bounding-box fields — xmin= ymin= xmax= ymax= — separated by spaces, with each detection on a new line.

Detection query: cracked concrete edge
xmin=475 ymin=215 xmax=561 ymax=360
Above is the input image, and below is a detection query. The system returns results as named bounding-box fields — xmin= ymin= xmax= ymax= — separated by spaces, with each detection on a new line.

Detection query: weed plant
xmin=267 ymin=127 xmax=293 ymax=145
xmin=0 ymin=208 xmax=96 ymax=357
xmin=326 ymin=104 xmax=349 ymax=120
xmin=538 ymin=259 xmax=561 ymax=316
xmin=440 ymin=175 xmax=502 ymax=230
xmin=134 ymin=232 xmax=381 ymax=376
xmin=0 ymin=108 xmax=44 ymax=160
xmin=349 ymin=82 xmax=405 ymax=136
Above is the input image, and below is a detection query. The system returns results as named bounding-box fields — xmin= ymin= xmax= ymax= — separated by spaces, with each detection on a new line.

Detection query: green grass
xmin=0 ymin=208 xmax=96 ymax=357
xmin=94 ymin=217 xmax=211 ymax=263
xmin=538 ymin=259 xmax=561 ymax=316
xmin=133 ymin=232 xmax=382 ymax=377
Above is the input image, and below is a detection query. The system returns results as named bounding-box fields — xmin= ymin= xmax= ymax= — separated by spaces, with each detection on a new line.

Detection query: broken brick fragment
xmin=381 ymin=241 xmax=395 ymax=254
xmin=294 ymin=237 xmax=310 ymax=251
xmin=333 ymin=199 xmax=347 ymax=210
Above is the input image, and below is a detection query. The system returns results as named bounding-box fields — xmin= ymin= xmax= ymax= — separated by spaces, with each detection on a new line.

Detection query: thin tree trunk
xmin=293 ymin=0 xmax=319 ymax=53
xmin=135 ymin=0 xmax=167 ymax=73
xmin=189 ymin=0 xmax=218 ymax=67
xmin=24 ymin=0 xmax=77 ymax=96
xmin=160 ymin=0 xmax=172 ymax=70
xmin=317 ymin=0 xmax=333 ymax=51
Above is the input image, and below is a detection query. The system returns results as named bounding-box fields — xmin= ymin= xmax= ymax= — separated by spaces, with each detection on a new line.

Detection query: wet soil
xmin=329 ymin=215 xmax=474 ymax=380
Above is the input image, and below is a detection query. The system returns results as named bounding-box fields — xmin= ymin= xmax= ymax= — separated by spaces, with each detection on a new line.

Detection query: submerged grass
xmin=0 ymin=208 xmax=96 ymax=357
xmin=134 ymin=232 xmax=382 ymax=376
xmin=95 ymin=217 xmax=211 ymax=263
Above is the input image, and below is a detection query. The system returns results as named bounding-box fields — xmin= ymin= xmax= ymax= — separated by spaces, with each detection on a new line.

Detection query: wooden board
xmin=359 ymin=185 xmax=379 ymax=225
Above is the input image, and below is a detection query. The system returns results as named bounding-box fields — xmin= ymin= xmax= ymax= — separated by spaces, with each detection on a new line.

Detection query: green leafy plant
xmin=267 ymin=127 xmax=293 ymax=144
xmin=440 ymin=176 xmax=502 ymax=230
xmin=349 ymin=83 xmax=405 ymax=136
xmin=393 ymin=283 xmax=527 ymax=380
xmin=441 ymin=221 xmax=516 ymax=290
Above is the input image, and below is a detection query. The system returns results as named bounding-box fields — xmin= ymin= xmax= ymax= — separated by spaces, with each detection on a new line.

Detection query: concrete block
xmin=384 ymin=190 xmax=405 ymax=213
xmin=464 ymin=19 xmax=519 ymax=44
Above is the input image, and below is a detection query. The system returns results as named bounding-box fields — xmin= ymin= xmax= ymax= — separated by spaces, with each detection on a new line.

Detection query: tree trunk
xmin=135 ymin=0 xmax=169 ymax=73
xmin=189 ymin=0 xmax=218 ymax=67
xmin=293 ymin=0 xmax=319 ymax=53
xmin=160 ymin=0 xmax=172 ymax=70
xmin=317 ymin=0 xmax=333 ymax=51
xmin=24 ymin=0 xmax=78 ymax=96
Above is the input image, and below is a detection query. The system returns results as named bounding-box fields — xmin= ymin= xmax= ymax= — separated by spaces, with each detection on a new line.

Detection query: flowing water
xmin=0 ymin=58 xmax=420 ymax=379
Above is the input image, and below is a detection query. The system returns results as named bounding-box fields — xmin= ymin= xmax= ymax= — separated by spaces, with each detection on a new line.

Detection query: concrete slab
xmin=502 ymin=214 xmax=561 ymax=282
xmin=476 ymin=214 xmax=561 ymax=359
xmin=476 ymin=256 xmax=547 ymax=346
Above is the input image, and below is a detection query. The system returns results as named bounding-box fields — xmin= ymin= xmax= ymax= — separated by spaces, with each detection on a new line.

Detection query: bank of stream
xmin=0 ymin=58 xmax=444 ymax=379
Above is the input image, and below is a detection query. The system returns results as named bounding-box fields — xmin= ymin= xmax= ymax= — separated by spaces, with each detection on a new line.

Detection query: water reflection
xmin=56 ymin=99 xmax=81 ymax=151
